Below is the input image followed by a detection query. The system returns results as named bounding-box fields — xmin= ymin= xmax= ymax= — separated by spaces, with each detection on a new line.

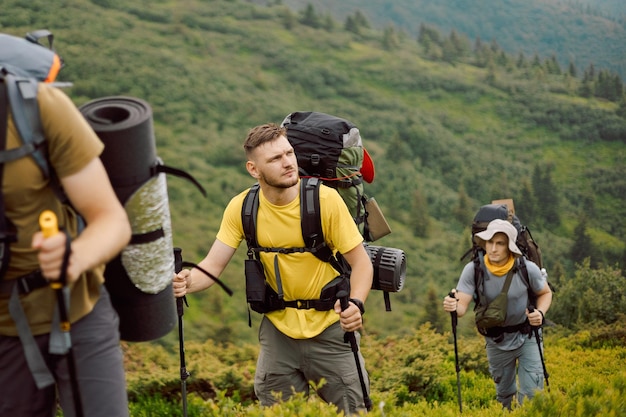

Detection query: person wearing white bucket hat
xmin=443 ymin=218 xmax=552 ymax=410
xmin=476 ymin=219 xmax=523 ymax=256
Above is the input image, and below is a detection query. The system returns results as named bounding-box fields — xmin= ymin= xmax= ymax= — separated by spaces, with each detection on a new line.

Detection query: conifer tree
xmin=353 ymin=10 xmax=370 ymax=29
xmin=321 ymin=13 xmax=335 ymax=32
xmin=570 ymin=216 xmax=592 ymax=265
xmin=549 ymin=261 xmax=565 ymax=290
xmin=281 ymin=8 xmax=296 ymax=30
xmin=300 ymin=3 xmax=320 ymax=28
xmin=344 ymin=15 xmax=358 ymax=34
xmin=532 ymin=163 xmax=560 ymax=227
xmin=617 ymin=96 xmax=626 ymax=118
xmin=423 ymin=285 xmax=447 ymax=334
xmin=410 ymin=188 xmax=430 ymax=238
xmin=516 ymin=52 xmax=527 ymax=69
xmin=383 ymin=25 xmax=400 ymax=50
xmin=568 ymin=61 xmax=577 ymax=77
xmin=516 ymin=178 xmax=536 ymax=221
xmin=453 ymin=186 xmax=473 ymax=227
xmin=345 ymin=9 xmax=370 ymax=35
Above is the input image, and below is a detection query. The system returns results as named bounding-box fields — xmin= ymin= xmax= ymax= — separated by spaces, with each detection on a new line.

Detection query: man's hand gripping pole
xmin=39 ymin=210 xmax=84 ymax=417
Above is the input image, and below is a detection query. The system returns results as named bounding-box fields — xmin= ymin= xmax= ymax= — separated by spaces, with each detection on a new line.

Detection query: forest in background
xmin=2 ymin=0 xmax=626 ymax=414
xmin=271 ymin=0 xmax=626 ymax=80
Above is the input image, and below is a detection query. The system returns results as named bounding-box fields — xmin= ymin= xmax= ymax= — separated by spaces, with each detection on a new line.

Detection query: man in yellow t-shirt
xmin=173 ymin=123 xmax=373 ymax=414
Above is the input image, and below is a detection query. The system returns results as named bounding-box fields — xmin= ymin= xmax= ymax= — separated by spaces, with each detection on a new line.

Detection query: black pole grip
xmin=337 ymin=290 xmax=350 ymax=311
xmin=174 ymin=248 xmax=187 ymax=316
xmin=174 ymin=247 xmax=183 ymax=273
xmin=448 ymin=291 xmax=458 ymax=327
xmin=528 ymin=304 xmax=537 ymax=327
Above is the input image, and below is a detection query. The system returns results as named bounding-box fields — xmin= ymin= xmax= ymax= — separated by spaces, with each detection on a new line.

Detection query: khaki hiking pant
xmin=254 ymin=316 xmax=369 ymax=415
xmin=486 ymin=332 xmax=545 ymax=409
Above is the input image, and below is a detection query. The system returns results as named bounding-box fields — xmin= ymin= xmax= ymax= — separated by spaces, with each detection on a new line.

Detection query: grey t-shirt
xmin=456 ymin=258 xmax=546 ymax=351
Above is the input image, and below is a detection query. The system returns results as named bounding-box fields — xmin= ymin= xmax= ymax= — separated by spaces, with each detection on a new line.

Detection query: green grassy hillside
xmin=122 ymin=322 xmax=626 ymax=416
xmin=3 ymin=0 xmax=625 ymax=344
xmin=4 ymin=0 xmax=626 ymax=415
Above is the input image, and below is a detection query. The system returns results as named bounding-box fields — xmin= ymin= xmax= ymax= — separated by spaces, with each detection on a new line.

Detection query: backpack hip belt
xmin=0 ymin=269 xmax=47 ymax=296
xmin=484 ymin=321 xmax=532 ymax=339
xmin=249 ymin=278 xmax=338 ymax=315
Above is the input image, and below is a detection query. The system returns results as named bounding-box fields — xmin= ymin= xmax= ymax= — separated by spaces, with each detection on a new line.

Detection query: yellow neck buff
xmin=484 ymin=254 xmax=515 ymax=276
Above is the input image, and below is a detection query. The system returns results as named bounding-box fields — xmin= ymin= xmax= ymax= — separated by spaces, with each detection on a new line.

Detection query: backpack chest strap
xmin=282 ymin=298 xmax=335 ymax=311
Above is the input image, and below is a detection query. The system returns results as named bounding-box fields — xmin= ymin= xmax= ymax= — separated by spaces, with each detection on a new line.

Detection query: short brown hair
xmin=243 ymin=123 xmax=287 ymax=157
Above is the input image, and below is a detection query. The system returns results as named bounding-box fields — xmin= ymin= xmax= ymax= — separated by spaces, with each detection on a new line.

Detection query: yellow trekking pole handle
xmin=39 ymin=210 xmax=58 ymax=237
xmin=39 ymin=210 xmax=62 ymax=290
xmin=39 ymin=210 xmax=84 ymax=415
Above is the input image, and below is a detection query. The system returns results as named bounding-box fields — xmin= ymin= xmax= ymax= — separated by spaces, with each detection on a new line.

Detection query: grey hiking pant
xmin=486 ymin=331 xmax=545 ymax=409
xmin=0 ymin=286 xmax=129 ymax=417
xmin=254 ymin=316 xmax=369 ymax=415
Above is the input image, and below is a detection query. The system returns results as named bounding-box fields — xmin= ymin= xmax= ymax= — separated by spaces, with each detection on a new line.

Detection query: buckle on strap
xmin=0 ymin=270 xmax=47 ymax=296
xmin=282 ymin=298 xmax=335 ymax=311
xmin=283 ymin=299 xmax=313 ymax=309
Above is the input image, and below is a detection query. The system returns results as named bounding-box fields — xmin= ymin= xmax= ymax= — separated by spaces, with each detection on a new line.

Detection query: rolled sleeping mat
xmin=365 ymin=244 xmax=406 ymax=293
xmin=79 ymin=96 xmax=176 ymax=342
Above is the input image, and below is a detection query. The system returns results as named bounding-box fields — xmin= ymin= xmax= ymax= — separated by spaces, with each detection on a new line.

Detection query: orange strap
xmin=44 ymin=54 xmax=62 ymax=83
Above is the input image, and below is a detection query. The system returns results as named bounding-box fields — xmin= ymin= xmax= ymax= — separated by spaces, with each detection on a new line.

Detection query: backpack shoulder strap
xmin=1 ymin=73 xmax=70 ymax=207
xmin=241 ymin=178 xmax=328 ymax=257
xmin=301 ymin=177 xmax=341 ymax=266
xmin=0 ymin=77 xmax=7 ymax=150
xmin=518 ymin=256 xmax=530 ymax=285
xmin=242 ymin=183 xmax=260 ymax=256
xmin=300 ymin=178 xmax=323 ymax=253
xmin=241 ymin=178 xmax=346 ymax=272
xmin=473 ymin=249 xmax=488 ymax=304
xmin=0 ymin=73 xmax=48 ymax=176
xmin=1 ymin=77 xmax=9 ymax=236
xmin=517 ymin=256 xmax=537 ymax=307
xmin=242 ymin=181 xmax=316 ymax=256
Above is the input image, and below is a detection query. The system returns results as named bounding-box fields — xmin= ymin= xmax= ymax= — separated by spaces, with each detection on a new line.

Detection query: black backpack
xmin=281 ymin=111 xmax=391 ymax=242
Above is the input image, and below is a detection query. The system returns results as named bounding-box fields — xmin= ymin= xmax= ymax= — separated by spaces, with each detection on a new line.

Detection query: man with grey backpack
xmin=0 ymin=31 xmax=131 ymax=417
xmin=443 ymin=219 xmax=552 ymax=410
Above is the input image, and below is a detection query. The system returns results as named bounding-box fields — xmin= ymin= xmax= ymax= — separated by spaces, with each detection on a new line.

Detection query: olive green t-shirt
xmin=0 ymin=83 xmax=105 ymax=336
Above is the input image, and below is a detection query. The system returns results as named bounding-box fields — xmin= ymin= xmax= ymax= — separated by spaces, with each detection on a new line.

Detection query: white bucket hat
xmin=475 ymin=219 xmax=522 ymax=256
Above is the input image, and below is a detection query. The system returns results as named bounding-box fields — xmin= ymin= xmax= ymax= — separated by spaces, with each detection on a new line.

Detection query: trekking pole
xmin=448 ymin=291 xmax=462 ymax=414
xmin=174 ymin=247 xmax=190 ymax=417
xmin=528 ymin=306 xmax=550 ymax=392
xmin=39 ymin=211 xmax=84 ymax=417
xmin=336 ymin=290 xmax=372 ymax=411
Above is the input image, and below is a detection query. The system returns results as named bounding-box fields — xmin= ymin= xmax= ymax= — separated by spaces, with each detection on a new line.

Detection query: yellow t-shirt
xmin=0 ymin=83 xmax=105 ymax=336
xmin=217 ymin=181 xmax=364 ymax=339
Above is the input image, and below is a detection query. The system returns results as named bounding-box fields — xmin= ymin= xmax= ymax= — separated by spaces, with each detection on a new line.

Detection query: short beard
xmin=260 ymin=173 xmax=299 ymax=189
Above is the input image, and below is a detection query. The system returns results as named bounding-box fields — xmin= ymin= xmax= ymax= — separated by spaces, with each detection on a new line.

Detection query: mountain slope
xmin=275 ymin=0 xmax=626 ymax=80
xmin=1 ymin=0 xmax=624 ymax=343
